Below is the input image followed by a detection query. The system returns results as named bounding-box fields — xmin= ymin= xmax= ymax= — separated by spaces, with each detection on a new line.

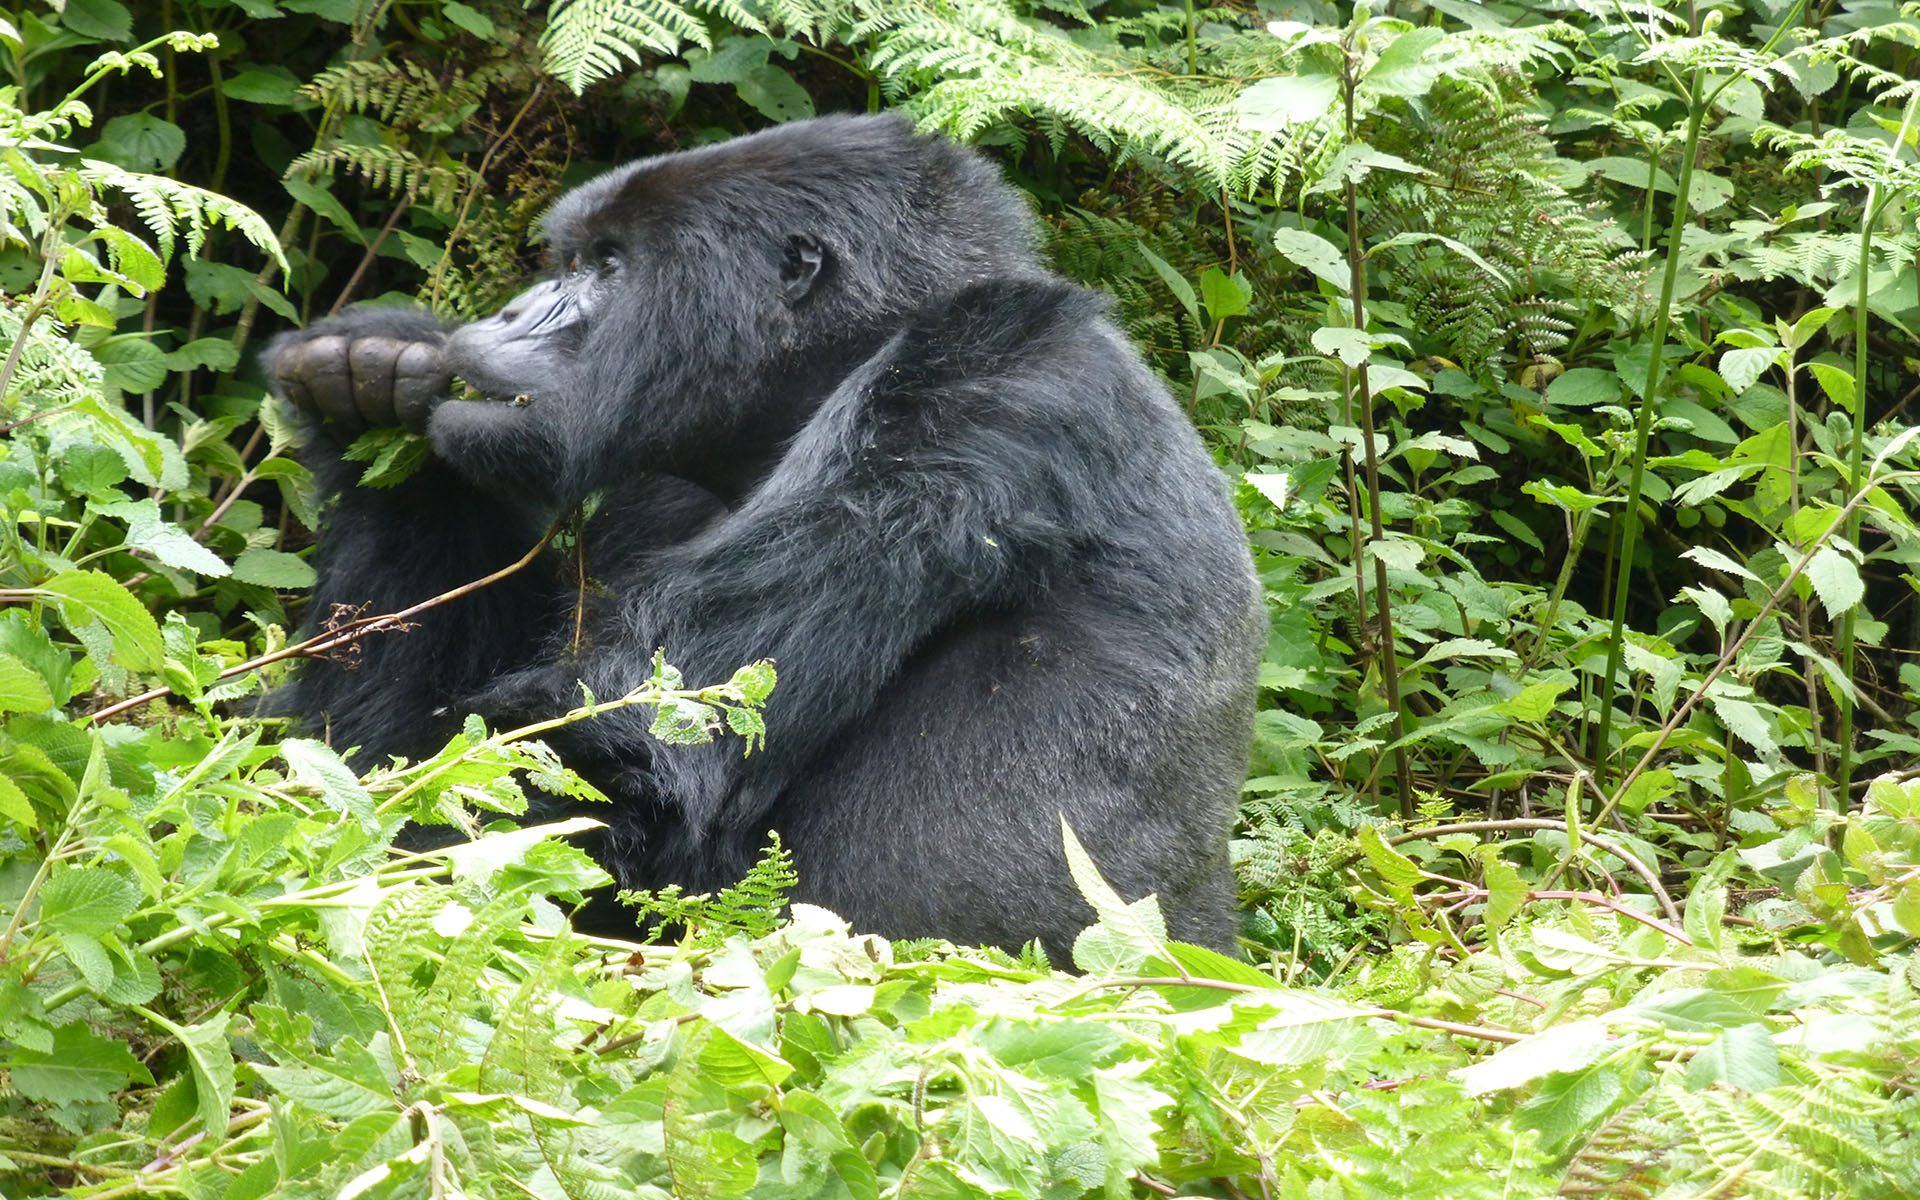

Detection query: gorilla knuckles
xmin=269 ymin=115 xmax=1264 ymax=959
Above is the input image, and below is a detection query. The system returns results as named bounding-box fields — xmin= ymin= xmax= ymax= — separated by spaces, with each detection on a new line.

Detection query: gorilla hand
xmin=269 ymin=308 xmax=454 ymax=434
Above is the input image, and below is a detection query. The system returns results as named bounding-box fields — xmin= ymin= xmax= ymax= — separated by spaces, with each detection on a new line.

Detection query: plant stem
xmin=1833 ymin=92 xmax=1920 ymax=812
xmin=1592 ymin=71 xmax=1705 ymax=801
xmin=1338 ymin=44 xmax=1413 ymax=819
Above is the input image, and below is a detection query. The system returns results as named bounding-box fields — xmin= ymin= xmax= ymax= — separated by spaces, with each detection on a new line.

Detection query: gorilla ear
xmin=780 ymin=234 xmax=826 ymax=303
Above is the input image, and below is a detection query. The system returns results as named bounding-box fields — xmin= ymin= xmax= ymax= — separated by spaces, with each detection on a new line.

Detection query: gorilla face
xmin=429 ymin=173 xmax=838 ymax=504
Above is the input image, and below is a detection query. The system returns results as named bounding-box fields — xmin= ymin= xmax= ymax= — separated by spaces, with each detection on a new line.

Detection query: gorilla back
xmin=270 ymin=114 xmax=1264 ymax=958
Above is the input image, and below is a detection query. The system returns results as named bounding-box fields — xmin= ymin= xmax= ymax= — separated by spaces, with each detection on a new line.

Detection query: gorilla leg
xmin=772 ymin=598 xmax=1249 ymax=961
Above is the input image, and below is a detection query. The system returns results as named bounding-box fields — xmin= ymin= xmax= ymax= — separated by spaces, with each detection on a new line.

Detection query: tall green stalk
xmin=1591 ymin=73 xmax=1705 ymax=799
xmin=1833 ymin=93 xmax=1920 ymax=813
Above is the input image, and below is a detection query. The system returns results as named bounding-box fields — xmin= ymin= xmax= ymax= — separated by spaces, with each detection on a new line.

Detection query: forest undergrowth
xmin=2 ymin=0 xmax=1920 ymax=1196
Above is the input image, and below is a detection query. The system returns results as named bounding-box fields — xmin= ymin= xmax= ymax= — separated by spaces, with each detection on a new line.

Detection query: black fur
xmin=268 ymin=114 xmax=1263 ymax=957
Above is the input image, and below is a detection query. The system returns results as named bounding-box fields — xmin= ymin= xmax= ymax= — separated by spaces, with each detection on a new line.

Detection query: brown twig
xmin=1387 ymin=818 xmax=1682 ymax=926
xmin=84 ymin=523 xmax=558 ymax=724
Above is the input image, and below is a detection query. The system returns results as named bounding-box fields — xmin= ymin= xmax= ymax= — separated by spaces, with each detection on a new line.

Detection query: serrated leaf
xmin=1808 ymin=361 xmax=1856 ymax=413
xmin=1680 ymin=546 xmax=1759 ymax=582
xmin=0 ymin=774 xmax=37 ymax=828
xmin=43 ymin=569 xmax=165 ymax=672
xmin=1709 ymin=693 xmax=1777 ymax=757
xmin=39 ymin=867 xmax=139 ymax=937
xmin=1717 ymin=345 xmax=1779 ymax=395
xmin=8 ymin=1023 xmax=148 ymax=1106
xmin=0 ymin=652 xmax=54 ymax=714
xmin=1501 ymin=679 xmax=1569 ymax=723
xmin=230 ymin=548 xmax=316 ymax=588
xmin=1061 ymin=816 xmax=1167 ymax=969
xmin=98 ymin=499 xmax=230 ymax=577
xmin=1483 ymin=855 xmax=1526 ymax=933
xmin=1684 ymin=1023 xmax=1780 ymax=1090
xmin=279 ymin=738 xmax=377 ymax=827
xmin=1357 ymin=824 xmax=1422 ymax=888
xmin=1273 ymin=227 xmax=1350 ymax=290
xmin=1238 ymin=72 xmax=1340 ymax=130
xmin=1804 ymin=545 xmax=1863 ymax=620
xmin=1680 ymin=585 xmax=1732 ymax=641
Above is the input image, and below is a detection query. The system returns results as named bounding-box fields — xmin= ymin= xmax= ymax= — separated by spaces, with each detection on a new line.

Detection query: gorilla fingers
xmin=270 ymin=310 xmax=454 ymax=433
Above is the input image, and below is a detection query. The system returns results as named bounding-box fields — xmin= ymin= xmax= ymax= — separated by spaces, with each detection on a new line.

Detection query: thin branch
xmin=84 ymin=522 xmax=558 ymax=724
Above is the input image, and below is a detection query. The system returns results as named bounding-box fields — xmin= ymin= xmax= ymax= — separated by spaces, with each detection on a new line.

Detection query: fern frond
xmin=541 ymin=0 xmax=765 ymax=94
xmin=287 ymin=145 xmax=478 ymax=211
xmin=85 ymin=161 xmax=285 ymax=271
xmin=0 ymin=304 xmax=105 ymax=406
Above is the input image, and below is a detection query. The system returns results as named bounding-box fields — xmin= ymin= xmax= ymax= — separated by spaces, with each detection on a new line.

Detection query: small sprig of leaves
xmin=643 ymin=649 xmax=777 ymax=753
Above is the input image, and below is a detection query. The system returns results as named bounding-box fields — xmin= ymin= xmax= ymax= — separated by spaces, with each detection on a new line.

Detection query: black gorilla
xmin=269 ymin=114 xmax=1263 ymax=956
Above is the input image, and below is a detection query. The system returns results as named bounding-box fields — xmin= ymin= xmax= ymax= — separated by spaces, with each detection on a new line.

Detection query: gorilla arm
xmin=510 ymin=283 xmax=1106 ymax=841
xmin=267 ymin=308 xmax=567 ymax=763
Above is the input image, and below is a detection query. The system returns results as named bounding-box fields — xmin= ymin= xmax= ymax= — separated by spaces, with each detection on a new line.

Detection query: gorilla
xmin=269 ymin=113 xmax=1263 ymax=957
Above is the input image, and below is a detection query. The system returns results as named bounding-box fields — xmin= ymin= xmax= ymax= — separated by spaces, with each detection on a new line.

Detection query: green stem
xmin=1833 ymin=92 xmax=1920 ymax=812
xmin=1592 ymin=73 xmax=1705 ymax=799
xmin=1338 ymin=40 xmax=1413 ymax=818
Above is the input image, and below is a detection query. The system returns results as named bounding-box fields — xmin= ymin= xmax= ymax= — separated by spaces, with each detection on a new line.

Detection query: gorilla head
xmin=433 ymin=115 xmax=1043 ymax=503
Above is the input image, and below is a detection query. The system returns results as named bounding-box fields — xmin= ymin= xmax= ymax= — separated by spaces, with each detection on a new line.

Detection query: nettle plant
xmin=0 ymin=27 xmax=307 ymax=718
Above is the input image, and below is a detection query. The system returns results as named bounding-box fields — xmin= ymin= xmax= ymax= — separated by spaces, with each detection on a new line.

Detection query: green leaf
xmin=688 ymin=36 xmax=772 ymax=83
xmin=776 ymin=1091 xmax=879 ymax=1200
xmin=0 ymin=652 xmax=54 ymax=715
xmin=1584 ymin=155 xmax=1679 ymax=195
xmin=280 ymin=738 xmax=377 ymax=828
xmin=59 ymin=0 xmax=132 ymax=40
xmin=1272 ymin=227 xmax=1350 ymax=290
xmin=1517 ymin=1061 xmax=1626 ymax=1151
xmin=221 ymin=67 xmax=303 ymax=105
xmin=1061 ymin=815 xmax=1167 ymax=969
xmin=1238 ymin=73 xmax=1340 ymax=130
xmin=1501 ymin=679 xmax=1569 ymax=723
xmin=1310 ymin=326 xmax=1370 ymax=368
xmin=1544 ymin=367 xmax=1621 ymax=408
xmin=980 ymin=1020 xmax=1126 ymax=1077
xmin=92 ymin=338 xmax=169 ymax=393
xmin=442 ymin=1 xmax=496 ymax=36
xmin=0 ymin=774 xmax=36 ymax=829
xmin=230 ymin=548 xmax=316 ymax=589
xmin=1365 ymin=27 xmax=1446 ymax=97
xmin=150 ymin=1011 xmax=237 ymax=1138
xmin=1709 ymin=693 xmax=1776 ymax=757
xmin=7 ymin=1023 xmax=148 ymax=1107
xmin=1357 ymin=825 xmax=1422 ymax=888
xmin=42 ymin=569 xmax=165 ymax=672
xmin=160 ymin=336 xmax=241 ymax=372
xmin=38 ymin=867 xmax=139 ymax=937
xmin=1684 ymin=1023 xmax=1780 ymax=1090
xmin=1804 ymin=546 xmax=1864 ymax=621
xmin=1807 ymin=362 xmax=1856 ymax=413
xmin=1135 ymin=244 xmax=1198 ymax=321
xmin=283 ymin=177 xmax=367 ymax=245
xmin=1483 ymin=855 xmax=1526 ymax=933
xmin=1717 ymin=345 xmax=1779 ymax=395
xmin=92 ymin=114 xmax=186 ymax=172
xmin=1198 ymin=267 xmax=1251 ymax=320
xmin=98 ymin=499 xmax=231 ymax=577
xmin=735 ymin=64 xmax=814 ymax=122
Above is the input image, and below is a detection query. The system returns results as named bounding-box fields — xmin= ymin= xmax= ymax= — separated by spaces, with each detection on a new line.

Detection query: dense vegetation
xmin=3 ymin=0 xmax=1919 ymax=1195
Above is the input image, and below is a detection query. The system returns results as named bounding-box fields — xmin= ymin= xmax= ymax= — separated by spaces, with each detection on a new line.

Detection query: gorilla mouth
xmin=453 ymin=380 xmax=535 ymax=407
